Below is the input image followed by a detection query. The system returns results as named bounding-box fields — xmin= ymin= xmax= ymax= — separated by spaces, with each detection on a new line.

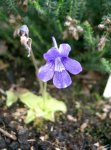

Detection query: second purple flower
xmin=38 ymin=37 xmax=82 ymax=89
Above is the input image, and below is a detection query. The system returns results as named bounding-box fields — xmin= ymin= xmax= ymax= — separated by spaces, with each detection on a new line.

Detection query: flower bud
xmin=19 ymin=25 xmax=29 ymax=37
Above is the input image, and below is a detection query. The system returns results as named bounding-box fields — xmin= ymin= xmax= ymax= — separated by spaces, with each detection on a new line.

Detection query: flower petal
xmin=62 ymin=57 xmax=82 ymax=75
xmin=58 ymin=44 xmax=71 ymax=56
xmin=43 ymin=47 xmax=59 ymax=61
xmin=38 ymin=61 xmax=54 ymax=82
xmin=53 ymin=70 xmax=72 ymax=88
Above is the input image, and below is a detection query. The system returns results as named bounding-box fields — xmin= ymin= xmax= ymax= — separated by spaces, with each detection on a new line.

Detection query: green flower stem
xmin=30 ymin=49 xmax=43 ymax=93
xmin=30 ymin=47 xmax=48 ymax=105
xmin=43 ymin=82 xmax=47 ymax=107
xmin=43 ymin=82 xmax=47 ymax=101
xmin=27 ymin=39 xmax=47 ymax=106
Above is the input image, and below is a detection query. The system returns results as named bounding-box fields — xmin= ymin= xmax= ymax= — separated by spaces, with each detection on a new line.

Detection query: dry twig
xmin=0 ymin=127 xmax=17 ymax=140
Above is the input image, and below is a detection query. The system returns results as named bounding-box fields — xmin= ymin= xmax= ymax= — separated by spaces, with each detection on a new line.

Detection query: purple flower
xmin=38 ymin=37 xmax=82 ymax=89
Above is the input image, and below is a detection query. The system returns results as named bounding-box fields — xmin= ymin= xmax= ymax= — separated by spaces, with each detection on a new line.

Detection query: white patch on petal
xmin=55 ymin=57 xmax=65 ymax=72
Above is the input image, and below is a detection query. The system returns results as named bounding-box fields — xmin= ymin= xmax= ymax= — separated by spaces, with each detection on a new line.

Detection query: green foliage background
xmin=0 ymin=0 xmax=111 ymax=73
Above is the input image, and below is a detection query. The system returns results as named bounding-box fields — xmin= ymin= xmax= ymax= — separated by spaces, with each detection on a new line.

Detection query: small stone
xmin=9 ymin=141 xmax=19 ymax=150
xmin=0 ymin=135 xmax=6 ymax=149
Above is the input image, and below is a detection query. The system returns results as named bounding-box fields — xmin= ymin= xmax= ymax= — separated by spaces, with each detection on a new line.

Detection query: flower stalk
xmin=30 ymin=49 xmax=44 ymax=94
xmin=15 ymin=25 xmax=44 ymax=94
xmin=43 ymin=82 xmax=47 ymax=107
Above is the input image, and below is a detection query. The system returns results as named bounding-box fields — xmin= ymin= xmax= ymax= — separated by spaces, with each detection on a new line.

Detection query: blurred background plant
xmin=1 ymin=0 xmax=111 ymax=74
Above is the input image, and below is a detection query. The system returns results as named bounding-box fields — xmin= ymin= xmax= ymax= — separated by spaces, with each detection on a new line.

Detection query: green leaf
xmin=42 ymin=95 xmax=67 ymax=121
xmin=6 ymin=90 xmax=18 ymax=107
xmin=43 ymin=111 xmax=55 ymax=122
xmin=19 ymin=91 xmax=43 ymax=109
xmin=25 ymin=109 xmax=36 ymax=124
xmin=6 ymin=89 xmax=67 ymax=122
xmin=19 ymin=91 xmax=67 ymax=122
xmin=44 ymin=94 xmax=67 ymax=113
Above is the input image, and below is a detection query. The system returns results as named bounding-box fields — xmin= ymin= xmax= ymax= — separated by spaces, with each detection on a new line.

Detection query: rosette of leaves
xmin=6 ymin=88 xmax=67 ymax=123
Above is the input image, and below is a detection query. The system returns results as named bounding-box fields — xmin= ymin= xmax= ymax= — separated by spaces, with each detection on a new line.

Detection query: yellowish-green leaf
xmin=25 ymin=109 xmax=36 ymax=124
xmin=19 ymin=91 xmax=67 ymax=122
xmin=43 ymin=111 xmax=55 ymax=121
xmin=6 ymin=90 xmax=18 ymax=107
xmin=19 ymin=91 xmax=43 ymax=109
xmin=44 ymin=95 xmax=67 ymax=113
xmin=6 ymin=89 xmax=67 ymax=122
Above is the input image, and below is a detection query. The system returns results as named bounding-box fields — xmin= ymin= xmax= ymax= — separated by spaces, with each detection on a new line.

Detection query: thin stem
xmin=43 ymin=82 xmax=47 ymax=101
xmin=30 ymin=49 xmax=43 ymax=93
xmin=52 ymin=36 xmax=58 ymax=49
xmin=0 ymin=128 xmax=17 ymax=140
xmin=42 ymin=82 xmax=47 ymax=111
xmin=18 ymin=29 xmax=44 ymax=94
xmin=30 ymin=40 xmax=47 ymax=107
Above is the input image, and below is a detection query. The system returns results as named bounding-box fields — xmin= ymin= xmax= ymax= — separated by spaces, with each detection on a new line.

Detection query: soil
xmin=0 ymin=66 xmax=111 ymax=150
